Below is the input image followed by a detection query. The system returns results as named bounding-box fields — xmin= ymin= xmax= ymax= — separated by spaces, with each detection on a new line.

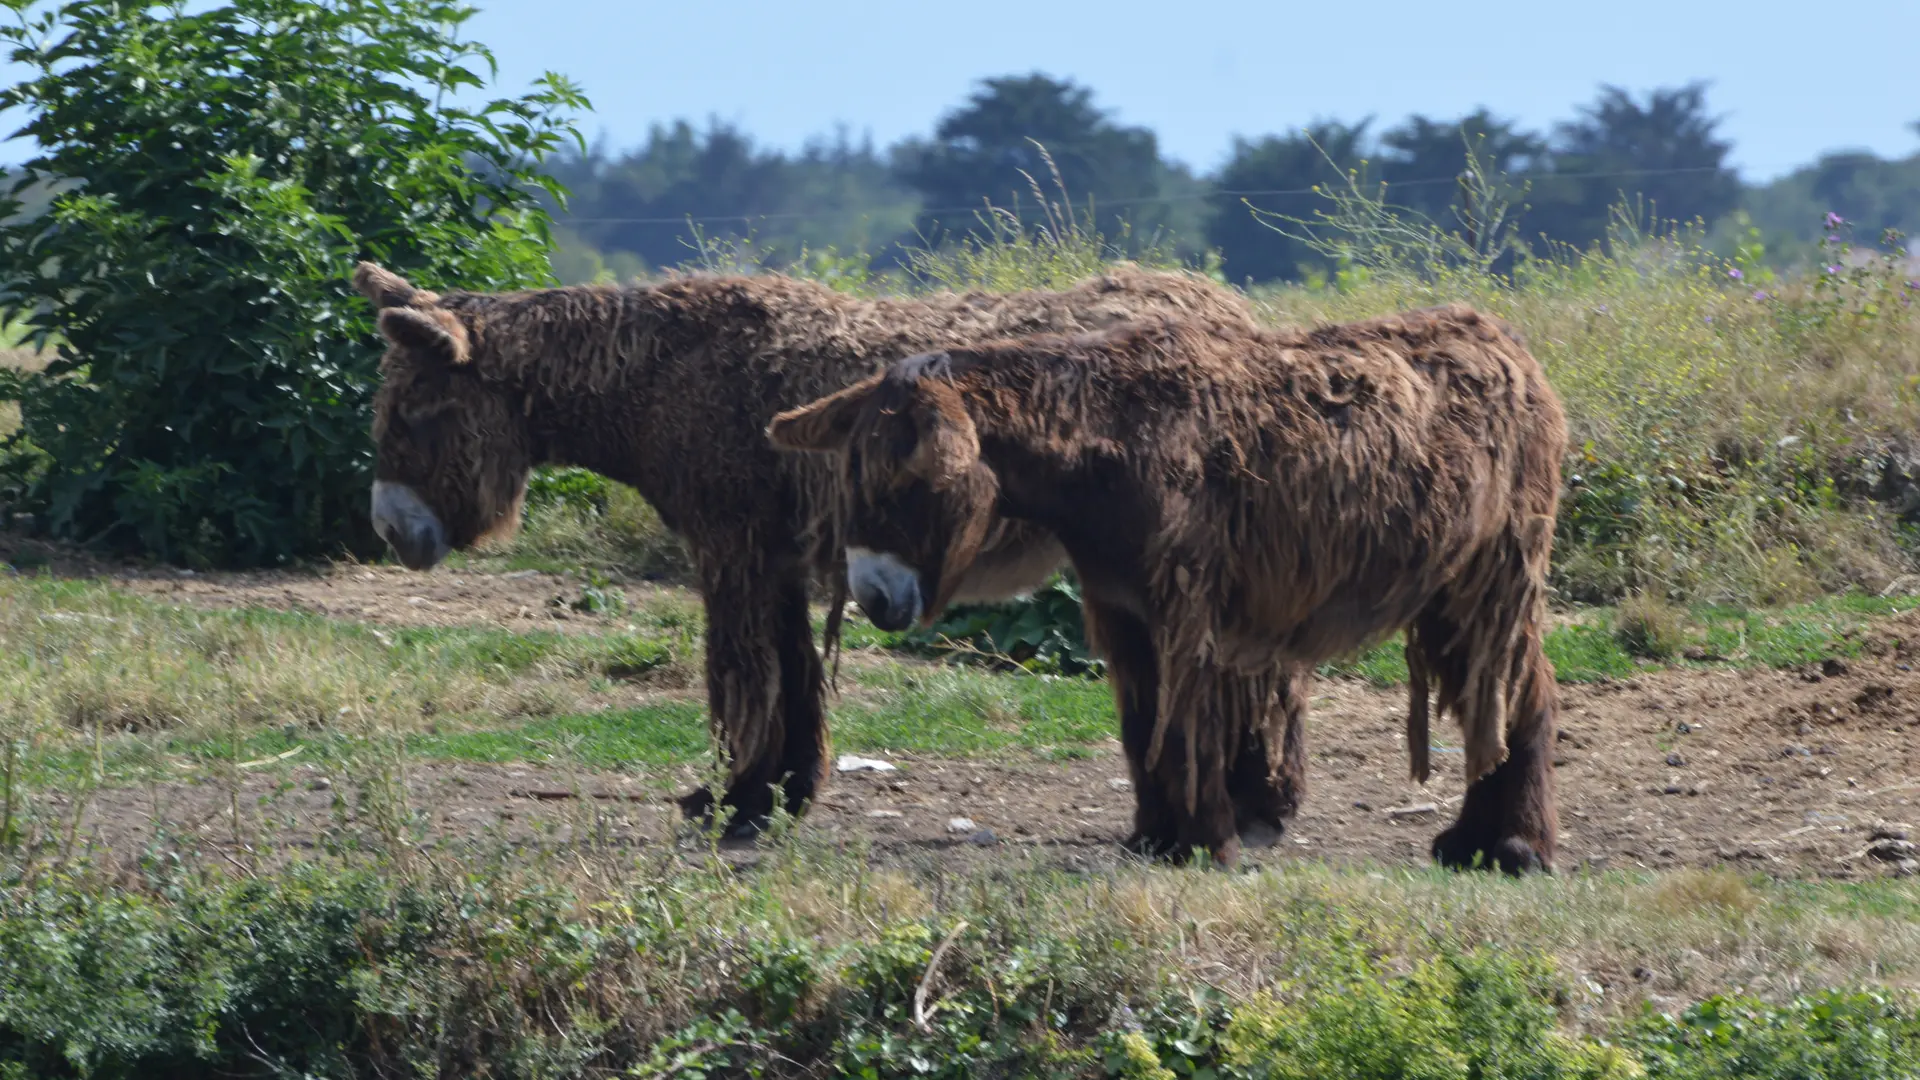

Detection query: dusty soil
xmin=16 ymin=550 xmax=1920 ymax=880
xmin=2 ymin=534 xmax=675 ymax=633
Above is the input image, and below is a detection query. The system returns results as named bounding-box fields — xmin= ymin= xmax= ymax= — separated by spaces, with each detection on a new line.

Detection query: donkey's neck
xmin=952 ymin=363 xmax=1152 ymax=573
xmin=444 ymin=283 xmax=696 ymax=490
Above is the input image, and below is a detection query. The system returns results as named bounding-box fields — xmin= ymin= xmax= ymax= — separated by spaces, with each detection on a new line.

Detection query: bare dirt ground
xmin=17 ymin=550 xmax=1920 ymax=880
xmin=2 ymin=534 xmax=676 ymax=632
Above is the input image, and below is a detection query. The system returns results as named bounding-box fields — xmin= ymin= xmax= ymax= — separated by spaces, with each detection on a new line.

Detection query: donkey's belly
xmin=1223 ymin=574 xmax=1439 ymax=670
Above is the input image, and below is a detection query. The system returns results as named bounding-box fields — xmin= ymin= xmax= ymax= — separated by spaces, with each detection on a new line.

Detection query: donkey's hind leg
xmin=1413 ymin=545 xmax=1560 ymax=876
xmin=1226 ymin=664 xmax=1308 ymax=849
xmin=1426 ymin=631 xmax=1557 ymax=874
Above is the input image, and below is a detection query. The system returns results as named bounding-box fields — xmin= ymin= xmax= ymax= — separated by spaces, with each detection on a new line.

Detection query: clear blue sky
xmin=5 ymin=0 xmax=1918 ymax=180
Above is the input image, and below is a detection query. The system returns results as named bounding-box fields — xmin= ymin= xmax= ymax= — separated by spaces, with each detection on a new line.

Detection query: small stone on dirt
xmin=866 ymin=809 xmax=903 ymax=819
xmin=968 ymin=828 xmax=997 ymax=846
xmin=1675 ymin=722 xmax=1694 ymax=734
xmin=1822 ymin=658 xmax=1850 ymax=678
xmin=1871 ymin=824 xmax=1913 ymax=843
xmin=1386 ymin=802 xmax=1438 ymax=820
xmin=1352 ymin=800 xmax=1374 ymax=811
xmin=308 ymin=777 xmax=332 ymax=792
xmin=1106 ymin=777 xmax=1132 ymax=793
xmin=1633 ymin=966 xmax=1656 ymax=983
xmin=1665 ymin=753 xmax=1686 ymax=767
xmin=1782 ymin=744 xmax=1812 ymax=757
xmin=947 ymin=816 xmax=977 ymax=834
xmin=1867 ymin=838 xmax=1917 ymax=862
xmin=1663 ymin=783 xmax=1685 ymax=796
xmin=1896 ymin=859 xmax=1920 ymax=878
xmin=836 ymin=754 xmax=897 ymax=774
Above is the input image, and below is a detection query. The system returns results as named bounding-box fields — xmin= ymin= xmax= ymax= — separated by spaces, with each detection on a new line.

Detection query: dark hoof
xmin=676 ymin=786 xmax=770 ymax=841
xmin=677 ymin=786 xmax=716 ymax=820
xmin=1431 ymin=827 xmax=1552 ymax=875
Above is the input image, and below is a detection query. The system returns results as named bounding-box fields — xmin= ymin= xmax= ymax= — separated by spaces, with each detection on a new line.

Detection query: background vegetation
xmin=542 ymin=74 xmax=1919 ymax=286
xmin=0 ymin=0 xmax=586 ymax=567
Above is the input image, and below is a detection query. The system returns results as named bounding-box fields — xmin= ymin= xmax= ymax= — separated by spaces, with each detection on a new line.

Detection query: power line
xmin=557 ymin=165 xmax=1730 ymax=227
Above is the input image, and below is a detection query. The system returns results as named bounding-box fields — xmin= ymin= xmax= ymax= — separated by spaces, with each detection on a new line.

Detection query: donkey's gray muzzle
xmin=848 ymin=547 xmax=924 ymax=631
xmin=371 ymin=480 xmax=451 ymax=571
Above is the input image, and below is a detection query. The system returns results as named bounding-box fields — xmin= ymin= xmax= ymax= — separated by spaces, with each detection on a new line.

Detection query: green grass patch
xmin=407 ymin=702 xmax=710 ymax=767
xmin=1300 ymin=592 xmax=1920 ymax=689
xmin=833 ymin=664 xmax=1117 ymax=759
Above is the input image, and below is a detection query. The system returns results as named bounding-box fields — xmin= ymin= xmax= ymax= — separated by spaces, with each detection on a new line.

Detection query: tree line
xmin=547 ymin=73 xmax=1920 ymax=285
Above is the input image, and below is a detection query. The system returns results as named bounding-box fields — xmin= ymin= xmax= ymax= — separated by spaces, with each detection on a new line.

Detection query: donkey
xmin=353 ymin=262 xmax=1306 ymax=846
xmin=769 ymin=304 xmax=1567 ymax=872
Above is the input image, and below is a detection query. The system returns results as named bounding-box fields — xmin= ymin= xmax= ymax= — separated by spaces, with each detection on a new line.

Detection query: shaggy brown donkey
xmin=352 ymin=262 xmax=1306 ymax=846
xmin=769 ymin=304 xmax=1567 ymax=872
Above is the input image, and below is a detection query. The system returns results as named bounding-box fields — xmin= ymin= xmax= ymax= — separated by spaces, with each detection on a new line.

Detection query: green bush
xmin=21 ymin=862 xmax=1919 ymax=1078
xmin=0 ymin=0 xmax=586 ymax=566
xmin=910 ymin=572 xmax=1102 ymax=676
xmin=1631 ymin=992 xmax=1920 ymax=1079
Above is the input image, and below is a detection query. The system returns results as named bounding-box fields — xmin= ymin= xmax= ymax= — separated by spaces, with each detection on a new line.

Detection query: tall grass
xmin=1250 ymin=167 xmax=1920 ymax=606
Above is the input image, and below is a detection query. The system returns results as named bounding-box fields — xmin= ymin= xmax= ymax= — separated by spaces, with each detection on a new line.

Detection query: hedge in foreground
xmin=2 ymin=859 xmax=1917 ymax=1079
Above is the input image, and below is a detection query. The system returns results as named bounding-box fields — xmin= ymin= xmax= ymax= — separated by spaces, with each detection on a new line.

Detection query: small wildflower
xmin=1906 ymin=280 xmax=1919 ymax=290
xmin=1727 ymin=267 xmax=1743 ymax=280
xmin=1826 ymin=265 xmax=1841 ymax=275
xmin=1825 ymin=211 xmax=1845 ymax=229
xmin=1704 ymin=314 xmax=1715 ymax=324
xmin=1751 ymin=289 xmax=1769 ymax=301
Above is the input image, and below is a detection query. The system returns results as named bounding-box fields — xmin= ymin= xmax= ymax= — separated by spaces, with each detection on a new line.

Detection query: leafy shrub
xmin=0 ymin=0 xmax=586 ymax=567
xmin=5 ymin=861 xmax=1920 ymax=1078
xmin=1630 ymin=991 xmax=1920 ymax=1079
xmin=526 ymin=466 xmax=617 ymax=516
xmin=1115 ymin=942 xmax=1641 ymax=1080
xmin=910 ymin=572 xmax=1102 ymax=676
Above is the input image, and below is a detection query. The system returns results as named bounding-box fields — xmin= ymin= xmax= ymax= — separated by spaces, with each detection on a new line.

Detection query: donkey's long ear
xmin=378 ymin=307 xmax=471 ymax=367
xmin=767 ymin=375 xmax=881 ymax=453
xmin=907 ymin=381 xmax=980 ymax=489
xmin=354 ymin=262 xmax=421 ymax=309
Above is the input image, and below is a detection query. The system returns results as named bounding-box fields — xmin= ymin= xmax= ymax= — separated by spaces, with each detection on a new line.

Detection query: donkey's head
xmin=768 ymin=351 xmax=1002 ymax=631
xmin=356 ymin=262 xmax=533 ymax=570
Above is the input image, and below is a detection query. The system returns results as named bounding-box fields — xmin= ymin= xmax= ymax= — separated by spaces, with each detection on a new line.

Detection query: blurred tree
xmin=1378 ymin=109 xmax=1544 ymax=231
xmin=892 ymin=73 xmax=1198 ymax=256
xmin=1529 ymin=82 xmax=1741 ymax=249
xmin=1205 ymin=120 xmax=1371 ymax=284
xmin=548 ymin=122 xmax=918 ymax=274
xmin=1727 ymin=142 xmax=1920 ymax=268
